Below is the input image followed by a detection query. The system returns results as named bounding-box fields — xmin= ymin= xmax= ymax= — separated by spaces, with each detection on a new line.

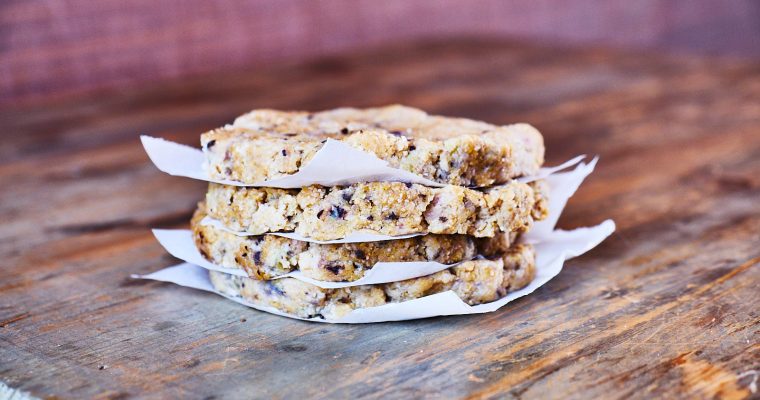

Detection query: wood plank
xmin=0 ymin=39 xmax=758 ymax=399
xmin=4 ymin=0 xmax=759 ymax=105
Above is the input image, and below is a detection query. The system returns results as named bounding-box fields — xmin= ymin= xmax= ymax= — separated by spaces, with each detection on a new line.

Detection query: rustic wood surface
xmin=4 ymin=0 xmax=760 ymax=105
xmin=0 ymin=39 xmax=758 ymax=399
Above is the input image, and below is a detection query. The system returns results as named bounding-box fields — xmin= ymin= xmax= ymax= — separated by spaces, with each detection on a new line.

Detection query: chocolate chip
xmin=206 ymin=140 xmax=216 ymax=149
xmin=341 ymin=128 xmax=349 ymax=134
xmin=325 ymin=263 xmax=343 ymax=275
xmin=253 ymin=251 xmax=261 ymax=264
xmin=355 ymin=249 xmax=366 ymax=259
xmin=264 ymin=281 xmax=284 ymax=296
xmin=281 ymin=149 xmax=287 ymax=156
xmin=386 ymin=212 xmax=399 ymax=221
xmin=330 ymin=205 xmax=346 ymax=219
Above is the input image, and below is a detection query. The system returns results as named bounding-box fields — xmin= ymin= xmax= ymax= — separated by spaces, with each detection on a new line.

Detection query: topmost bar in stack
xmin=201 ymin=105 xmax=544 ymax=187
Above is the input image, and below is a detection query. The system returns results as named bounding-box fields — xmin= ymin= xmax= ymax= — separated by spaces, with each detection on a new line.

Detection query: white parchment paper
xmin=152 ymin=229 xmax=459 ymax=289
xmin=141 ymin=135 xmax=584 ymax=189
xmin=135 ymin=219 xmax=613 ymax=323
xmin=155 ymin=158 xmax=599 ymax=288
xmin=136 ymin=158 xmax=615 ymax=322
xmin=196 ymin=156 xmax=595 ymax=246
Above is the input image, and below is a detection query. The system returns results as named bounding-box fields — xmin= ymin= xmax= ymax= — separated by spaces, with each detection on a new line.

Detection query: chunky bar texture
xmin=209 ymin=243 xmax=536 ymax=320
xmin=192 ymin=203 xmax=479 ymax=282
xmin=202 ymin=105 xmax=544 ymax=187
xmin=205 ymin=180 xmax=547 ymax=240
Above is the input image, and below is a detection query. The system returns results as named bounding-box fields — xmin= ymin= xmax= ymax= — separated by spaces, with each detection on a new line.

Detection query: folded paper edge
xmin=152 ymin=228 xmax=460 ymax=288
xmin=135 ymin=219 xmax=615 ymax=323
xmin=142 ymin=135 xmax=585 ymax=189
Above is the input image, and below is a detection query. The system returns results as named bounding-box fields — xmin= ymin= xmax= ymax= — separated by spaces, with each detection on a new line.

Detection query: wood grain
xmin=3 ymin=0 xmax=760 ymax=105
xmin=0 ymin=39 xmax=758 ymax=399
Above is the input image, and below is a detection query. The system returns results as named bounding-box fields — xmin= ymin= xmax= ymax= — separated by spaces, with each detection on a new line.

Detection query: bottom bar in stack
xmin=208 ymin=243 xmax=535 ymax=320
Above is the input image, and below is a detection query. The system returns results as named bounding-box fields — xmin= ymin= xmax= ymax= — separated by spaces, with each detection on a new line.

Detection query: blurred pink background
xmin=2 ymin=0 xmax=758 ymax=105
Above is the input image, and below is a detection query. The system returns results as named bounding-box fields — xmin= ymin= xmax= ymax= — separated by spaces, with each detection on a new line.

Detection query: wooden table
xmin=1 ymin=39 xmax=758 ymax=399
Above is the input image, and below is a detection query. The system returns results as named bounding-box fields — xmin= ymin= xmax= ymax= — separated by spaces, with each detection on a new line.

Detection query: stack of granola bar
xmin=183 ymin=105 xmax=549 ymax=320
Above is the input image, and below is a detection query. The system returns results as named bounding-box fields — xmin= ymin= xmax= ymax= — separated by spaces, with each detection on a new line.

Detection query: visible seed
xmin=253 ymin=252 xmax=262 ymax=264
xmin=281 ymin=149 xmax=287 ymax=156
xmin=386 ymin=212 xmax=399 ymax=221
xmin=404 ymin=182 xmax=412 ymax=188
xmin=409 ymin=145 xmax=416 ymax=151
xmin=341 ymin=128 xmax=349 ymax=134
xmin=389 ymin=130 xmax=403 ymax=136
xmin=206 ymin=140 xmax=216 ymax=149
xmin=317 ymin=210 xmax=324 ymax=218
xmin=355 ymin=249 xmax=366 ymax=259
xmin=367 ymin=215 xmax=374 ymax=221
xmin=439 ymin=216 xmax=448 ymax=222
xmin=342 ymin=192 xmax=352 ymax=201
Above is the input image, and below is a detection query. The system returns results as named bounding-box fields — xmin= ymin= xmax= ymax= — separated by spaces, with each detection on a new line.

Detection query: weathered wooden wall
xmin=2 ymin=0 xmax=760 ymax=105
